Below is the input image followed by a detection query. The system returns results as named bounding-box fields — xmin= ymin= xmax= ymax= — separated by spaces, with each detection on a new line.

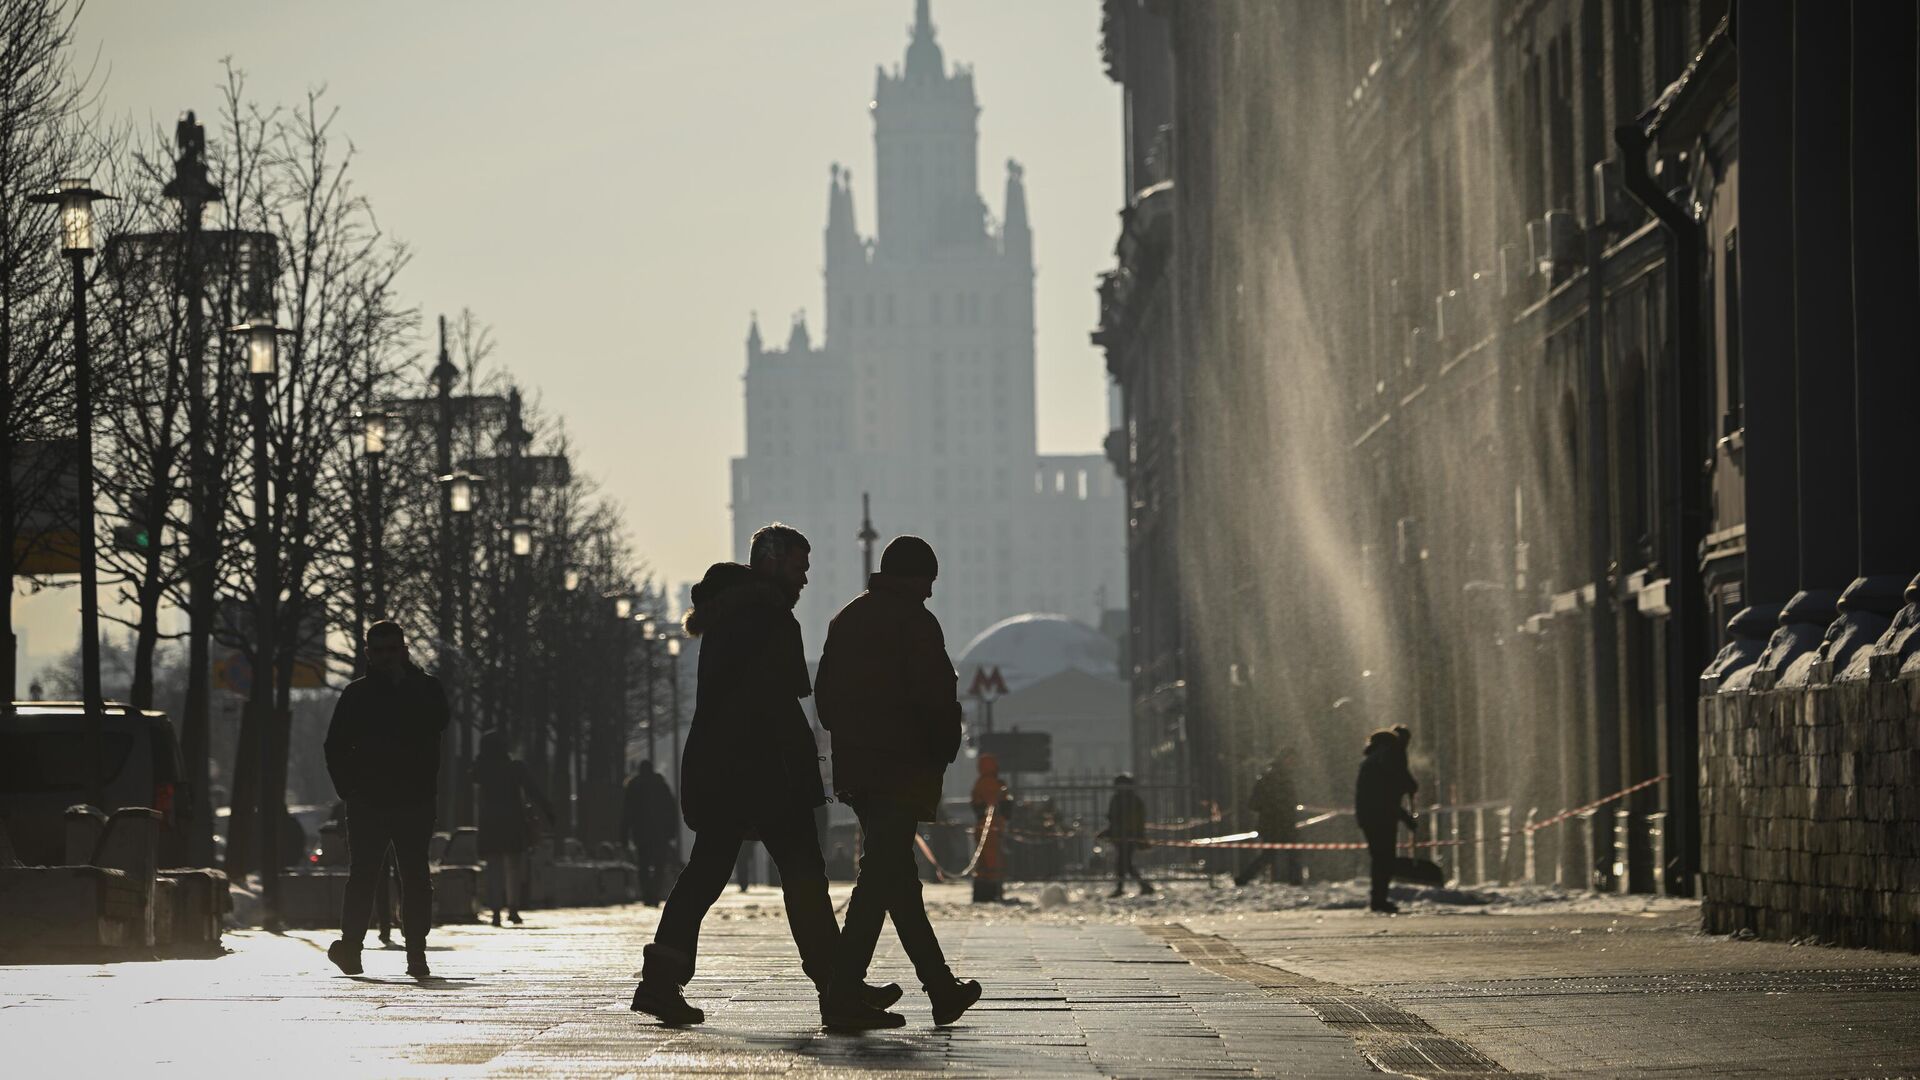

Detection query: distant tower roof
xmin=1002 ymin=158 xmax=1031 ymax=262
xmin=904 ymin=0 xmax=944 ymax=83
xmin=787 ymin=310 xmax=812 ymax=353
xmin=746 ymin=311 xmax=763 ymax=356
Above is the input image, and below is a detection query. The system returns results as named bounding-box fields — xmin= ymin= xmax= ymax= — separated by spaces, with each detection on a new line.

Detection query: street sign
xmin=465 ymin=453 xmax=571 ymax=490
xmin=10 ymin=439 xmax=81 ymax=575
xmin=967 ymin=665 xmax=1008 ymax=698
xmin=213 ymin=599 xmax=329 ymax=690
xmin=978 ymin=730 xmax=1051 ymax=773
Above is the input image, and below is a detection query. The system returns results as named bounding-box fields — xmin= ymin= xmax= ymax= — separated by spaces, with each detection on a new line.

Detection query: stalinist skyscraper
xmin=732 ymin=0 xmax=1123 ymax=655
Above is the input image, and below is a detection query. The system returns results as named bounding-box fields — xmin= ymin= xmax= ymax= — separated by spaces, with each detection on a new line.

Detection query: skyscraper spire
xmin=826 ymin=162 xmax=861 ymax=268
xmin=747 ymin=311 xmax=763 ymax=358
xmin=1002 ymin=158 xmax=1031 ymax=265
xmin=904 ymin=0 xmax=944 ymax=83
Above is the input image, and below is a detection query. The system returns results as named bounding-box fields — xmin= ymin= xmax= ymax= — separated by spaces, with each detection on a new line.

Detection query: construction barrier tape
xmin=1523 ymin=774 xmax=1668 ymax=833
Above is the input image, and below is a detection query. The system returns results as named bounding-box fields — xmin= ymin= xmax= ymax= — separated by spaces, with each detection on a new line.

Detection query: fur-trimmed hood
xmin=683 ymin=561 xmax=792 ymax=637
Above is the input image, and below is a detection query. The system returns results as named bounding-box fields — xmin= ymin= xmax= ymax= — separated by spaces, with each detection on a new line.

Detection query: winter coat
xmin=1353 ymin=736 xmax=1418 ymax=835
xmin=623 ymin=770 xmax=679 ymax=848
xmin=1106 ymin=789 xmax=1146 ymax=842
xmin=324 ymin=662 xmax=450 ymax=807
xmin=474 ymin=746 xmax=552 ymax=855
xmin=677 ymin=562 xmax=825 ymax=832
xmin=814 ymin=572 xmax=963 ymax=820
xmin=1249 ymin=767 xmax=1297 ymax=834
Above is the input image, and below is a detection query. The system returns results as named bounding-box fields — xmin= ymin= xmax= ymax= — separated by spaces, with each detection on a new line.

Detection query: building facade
xmin=1096 ymin=0 xmax=1920 ymax=931
xmin=732 ymin=0 xmax=1125 ymax=653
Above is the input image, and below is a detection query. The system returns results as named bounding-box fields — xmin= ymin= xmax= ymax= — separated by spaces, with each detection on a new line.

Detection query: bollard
xmin=1647 ymin=811 xmax=1667 ymax=894
xmin=1447 ymin=808 xmax=1460 ymax=885
xmin=1613 ymin=808 xmax=1631 ymax=894
xmin=1471 ymin=807 xmax=1485 ymax=885
xmin=1575 ymin=810 xmax=1595 ymax=891
xmin=1522 ymin=807 xmax=1537 ymax=884
xmin=1497 ymin=805 xmax=1513 ymax=883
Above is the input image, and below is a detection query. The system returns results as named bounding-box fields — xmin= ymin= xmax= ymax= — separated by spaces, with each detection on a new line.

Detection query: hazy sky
xmin=16 ymin=1 xmax=1121 ymax=677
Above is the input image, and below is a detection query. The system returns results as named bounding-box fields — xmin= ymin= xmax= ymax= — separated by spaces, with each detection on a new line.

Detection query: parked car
xmin=0 ymin=701 xmax=186 ymax=865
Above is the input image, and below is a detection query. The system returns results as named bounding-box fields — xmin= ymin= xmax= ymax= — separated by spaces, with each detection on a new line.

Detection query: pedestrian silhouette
xmin=814 ymin=535 xmax=982 ymax=1031
xmin=969 ymin=753 xmax=1009 ymax=902
xmin=623 ymin=760 xmax=678 ymax=905
xmin=1355 ymin=729 xmax=1419 ymax=913
xmin=322 ymin=620 xmax=450 ymax=979
xmin=630 ymin=525 xmax=899 ymax=1026
xmin=1103 ymin=773 xmax=1154 ymax=897
xmin=474 ymin=729 xmax=553 ymax=927
xmin=1235 ymin=754 xmax=1299 ymax=886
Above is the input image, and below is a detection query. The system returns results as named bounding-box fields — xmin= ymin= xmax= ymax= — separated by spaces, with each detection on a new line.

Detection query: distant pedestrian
xmin=1355 ymin=729 xmax=1419 ymax=913
xmin=323 ymin=620 xmax=450 ymax=979
xmin=623 ymin=760 xmax=678 ymax=905
xmin=969 ymin=753 xmax=1009 ymax=902
xmin=629 ymin=527 xmax=898 ymax=1026
xmin=1235 ymin=754 xmax=1299 ymax=886
xmin=1104 ymin=773 xmax=1154 ymax=897
xmin=474 ymin=729 xmax=554 ymax=927
xmin=814 ymin=535 xmax=982 ymax=1031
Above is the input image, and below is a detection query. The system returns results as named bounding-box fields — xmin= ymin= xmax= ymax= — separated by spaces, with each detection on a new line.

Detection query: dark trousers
xmin=1236 ymin=832 xmax=1298 ymax=884
xmin=1363 ymin=824 xmax=1396 ymax=905
xmin=652 ymin=810 xmax=834 ymax=986
xmin=634 ymin=840 xmax=670 ymax=903
xmin=830 ymin=800 xmax=951 ymax=991
xmin=1114 ymin=839 xmax=1147 ymax=884
xmin=343 ymin=799 xmax=435 ymax=947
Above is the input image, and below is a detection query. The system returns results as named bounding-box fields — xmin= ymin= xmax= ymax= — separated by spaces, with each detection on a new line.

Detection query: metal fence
xmin=927 ymin=781 xmax=1217 ymax=882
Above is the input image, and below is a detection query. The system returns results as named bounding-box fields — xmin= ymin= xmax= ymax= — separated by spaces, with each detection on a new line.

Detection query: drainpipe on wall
xmin=1613 ymin=122 xmax=1706 ymax=897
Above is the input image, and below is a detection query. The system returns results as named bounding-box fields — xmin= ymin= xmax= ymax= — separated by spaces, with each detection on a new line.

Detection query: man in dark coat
xmin=323 ymin=620 xmax=450 ymax=978
xmin=815 ymin=535 xmax=981 ymax=1031
xmin=1104 ymin=773 xmax=1154 ymax=897
xmin=622 ymin=760 xmax=678 ymax=905
xmin=1235 ymin=754 xmax=1299 ymax=886
xmin=1354 ymin=729 xmax=1419 ymax=913
xmin=630 ymin=525 xmax=900 ymax=1027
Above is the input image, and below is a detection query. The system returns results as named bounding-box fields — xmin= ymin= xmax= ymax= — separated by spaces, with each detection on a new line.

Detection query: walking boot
xmin=820 ymin=983 xmax=907 ymax=1032
xmin=507 ymin=909 xmax=523 ymax=925
xmin=1138 ymin=880 xmax=1156 ymax=896
xmin=631 ymin=943 xmax=705 ymax=1026
xmin=927 ymin=976 xmax=983 ymax=1026
xmin=406 ymin=946 xmax=431 ymax=979
xmin=491 ymin=909 xmax=502 ymax=928
xmin=1108 ymin=884 xmax=1125 ymax=898
xmin=326 ymin=940 xmax=363 ymax=975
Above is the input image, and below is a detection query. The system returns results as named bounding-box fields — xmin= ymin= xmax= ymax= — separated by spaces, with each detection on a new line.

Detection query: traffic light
xmin=113 ymin=507 xmax=158 ymax=553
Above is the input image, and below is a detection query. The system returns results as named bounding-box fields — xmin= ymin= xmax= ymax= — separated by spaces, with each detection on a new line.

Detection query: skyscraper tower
xmin=733 ymin=1 xmax=1121 ymax=656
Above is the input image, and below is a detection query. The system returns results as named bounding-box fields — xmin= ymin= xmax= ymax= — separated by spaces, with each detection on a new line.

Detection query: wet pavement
xmin=3 ymin=881 xmax=1919 ymax=1077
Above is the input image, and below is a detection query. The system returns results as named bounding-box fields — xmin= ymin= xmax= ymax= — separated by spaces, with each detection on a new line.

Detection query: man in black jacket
xmin=631 ymin=525 xmax=900 ymax=1028
xmin=1354 ymin=729 xmax=1419 ymax=914
xmin=323 ymin=620 xmax=450 ymax=978
xmin=815 ymin=536 xmax=981 ymax=1031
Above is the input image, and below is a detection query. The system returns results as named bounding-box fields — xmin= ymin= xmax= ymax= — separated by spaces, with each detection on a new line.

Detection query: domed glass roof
xmin=956 ymin=613 xmax=1118 ymax=693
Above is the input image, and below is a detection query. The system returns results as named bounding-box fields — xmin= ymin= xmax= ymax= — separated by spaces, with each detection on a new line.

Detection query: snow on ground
xmin=693 ymin=876 xmax=1698 ymax=925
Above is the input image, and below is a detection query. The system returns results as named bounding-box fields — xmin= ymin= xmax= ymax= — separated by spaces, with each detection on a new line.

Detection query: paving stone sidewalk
xmin=1179 ymin=903 xmax=1920 ymax=1078
xmin=7 ymin=882 xmax=1920 ymax=1077
xmin=0 ymin=885 xmax=1374 ymax=1078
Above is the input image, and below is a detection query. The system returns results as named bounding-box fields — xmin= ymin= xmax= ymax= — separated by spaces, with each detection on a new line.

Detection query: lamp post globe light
xmin=27 ymin=178 xmax=114 ymax=809
xmin=438 ymin=470 xmax=485 ymax=515
xmin=510 ymin=519 xmax=535 ymax=558
xmin=224 ymin=314 xmax=289 ymax=919
xmin=612 ymin=591 xmax=635 ymax=621
xmin=564 ymin=568 xmax=581 ymax=593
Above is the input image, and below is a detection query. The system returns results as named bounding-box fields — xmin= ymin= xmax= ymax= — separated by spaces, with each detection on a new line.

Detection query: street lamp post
xmin=666 ymin=635 xmax=683 ymax=795
xmin=227 ymin=316 xmax=287 ymax=918
xmin=439 ymin=470 xmax=485 ymax=824
xmin=359 ymin=410 xmax=390 ymax=617
xmin=859 ymin=491 xmax=878 ymax=584
xmin=29 ymin=179 xmax=114 ymax=810
xmin=509 ymin=517 xmax=534 ymax=765
xmin=431 ymin=318 xmax=459 ymax=826
xmin=604 ymin=590 xmax=635 ymax=844
xmin=638 ymin=617 xmax=658 ymax=767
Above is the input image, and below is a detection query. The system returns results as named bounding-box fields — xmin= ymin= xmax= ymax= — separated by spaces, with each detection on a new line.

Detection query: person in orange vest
xmin=969 ymin=752 xmax=1009 ymax=903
